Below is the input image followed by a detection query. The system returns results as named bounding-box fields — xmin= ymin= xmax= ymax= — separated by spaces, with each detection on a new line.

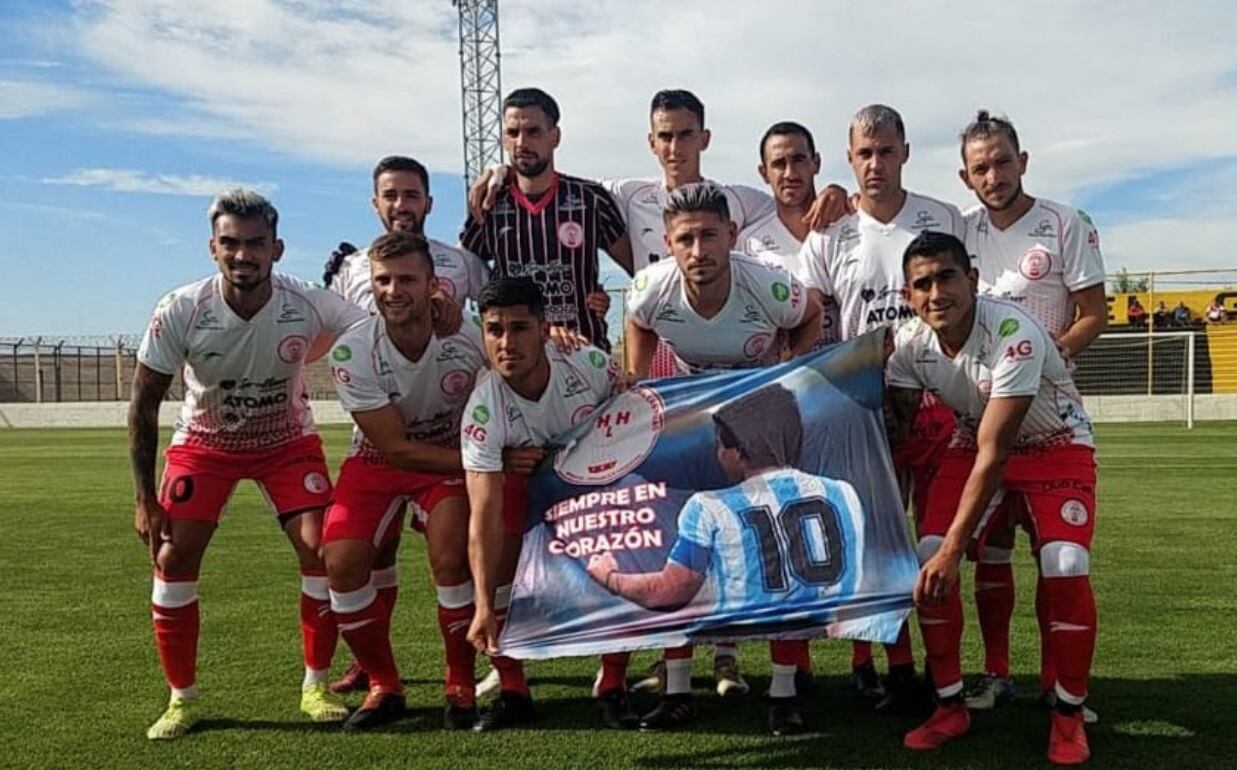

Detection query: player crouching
xmin=886 ymin=232 xmax=1097 ymax=765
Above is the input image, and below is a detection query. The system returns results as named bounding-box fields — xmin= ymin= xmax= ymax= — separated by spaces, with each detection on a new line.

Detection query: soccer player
xmin=129 ymin=189 xmax=368 ymax=739
xmin=322 ymin=230 xmax=488 ymax=731
xmin=460 ymin=88 xmax=634 ymax=351
xmin=461 ymin=276 xmax=638 ymax=731
xmin=957 ymin=111 xmax=1107 ymax=715
xmin=887 ymin=231 xmax=1097 ymax=765
xmin=797 ymin=104 xmax=964 ymax=710
xmin=740 ymin=120 xmax=840 ymax=345
xmin=623 ymin=183 xmax=822 ymax=731
xmin=586 ymin=384 xmax=865 ymax=737
xmin=321 ymin=154 xmax=479 ymax=695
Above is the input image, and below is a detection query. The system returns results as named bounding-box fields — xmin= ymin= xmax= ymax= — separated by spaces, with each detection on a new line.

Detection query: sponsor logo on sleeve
xmin=771 ymin=282 xmax=790 ymax=302
xmin=156 ymin=291 xmax=177 ymax=310
xmin=633 ymin=271 xmax=650 ymax=292
xmin=472 ymin=404 xmax=491 ymax=425
xmin=1060 ymin=499 xmax=1089 ymax=526
xmin=998 ymin=318 xmax=1020 ymax=338
xmin=1086 ymin=228 xmax=1100 ymax=249
xmin=588 ymin=350 xmax=608 ymax=369
xmin=332 ymin=345 xmax=352 ymax=362
xmin=554 ymin=386 xmax=666 ymax=485
xmin=1004 ymin=339 xmax=1034 ymax=361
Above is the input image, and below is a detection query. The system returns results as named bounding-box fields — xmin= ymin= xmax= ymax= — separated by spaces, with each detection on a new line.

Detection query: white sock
xmin=665 ymin=658 xmax=693 ymax=695
xmin=171 ymin=685 xmax=198 ymax=702
xmin=303 ymin=668 xmax=329 ymax=690
xmin=770 ymin=663 xmax=797 ymax=699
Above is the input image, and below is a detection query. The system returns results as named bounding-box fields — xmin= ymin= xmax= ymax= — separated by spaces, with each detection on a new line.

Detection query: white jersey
xmin=740 ymin=209 xmax=841 ymax=345
xmin=329 ymin=316 xmax=487 ymax=462
xmin=964 ymin=199 xmax=1105 ymax=338
xmin=600 ymin=177 xmax=775 ymax=271
xmin=671 ymin=468 xmax=866 ymax=616
xmin=627 ymin=254 xmax=809 ymax=374
xmin=461 ymin=344 xmax=617 ymax=472
xmin=887 ymin=296 xmax=1093 ymax=451
xmin=798 ymin=191 xmax=964 ymax=341
xmin=329 ymin=238 xmax=491 ymax=311
xmin=137 ymin=272 xmax=367 ymax=452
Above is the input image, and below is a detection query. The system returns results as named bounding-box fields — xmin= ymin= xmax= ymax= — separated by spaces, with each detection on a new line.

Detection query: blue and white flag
xmin=499 ymin=331 xmax=918 ymax=659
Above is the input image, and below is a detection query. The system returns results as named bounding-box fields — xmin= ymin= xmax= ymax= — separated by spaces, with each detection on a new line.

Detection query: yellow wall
xmin=1108 ymin=289 xmax=1237 ymax=325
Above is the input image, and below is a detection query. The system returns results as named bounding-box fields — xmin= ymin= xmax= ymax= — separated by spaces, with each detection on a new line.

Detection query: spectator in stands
xmin=1127 ymin=297 xmax=1147 ymax=328
xmin=1172 ymin=301 xmax=1192 ymax=327
xmin=1206 ymin=300 xmax=1226 ymax=325
xmin=1153 ymin=301 xmax=1170 ymax=329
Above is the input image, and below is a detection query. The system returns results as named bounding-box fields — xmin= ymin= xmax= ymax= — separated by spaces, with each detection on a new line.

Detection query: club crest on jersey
xmin=1060 ymin=499 xmax=1088 ymax=526
xmin=998 ymin=318 xmax=1020 ymax=338
xmin=554 ymin=386 xmax=666 ymax=485
xmin=333 ymin=345 xmax=352 ymax=362
xmin=303 ymin=472 xmax=329 ymax=495
xmin=744 ymin=332 xmax=775 ymax=359
xmin=440 ymin=369 xmax=473 ymax=398
xmin=1019 ymin=249 xmax=1051 ymax=281
xmin=435 ymin=275 xmax=457 ymax=299
xmin=557 ymin=221 xmax=585 ymax=249
xmin=277 ymin=334 xmax=308 ymax=364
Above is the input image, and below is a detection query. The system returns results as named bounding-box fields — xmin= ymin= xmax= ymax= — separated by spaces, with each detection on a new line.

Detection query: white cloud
xmin=0 ymin=79 xmax=92 ymax=118
xmin=43 ymin=168 xmax=276 ymax=196
xmin=50 ymin=0 xmax=1237 ymax=269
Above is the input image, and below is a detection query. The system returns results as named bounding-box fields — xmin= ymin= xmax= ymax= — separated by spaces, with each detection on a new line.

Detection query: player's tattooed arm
xmin=465 ymin=470 xmax=507 ymax=653
xmin=1055 ymin=284 xmax=1108 ymax=361
xmin=623 ymin=319 xmax=659 ymax=380
xmin=351 ymin=406 xmax=463 ymax=474
xmin=885 ymin=386 xmax=923 ymax=449
xmin=785 ymin=292 xmax=824 ymax=358
xmin=604 ymin=232 xmax=635 ymax=277
xmin=916 ymin=395 xmax=1032 ymax=607
xmin=128 ymin=363 xmax=173 ymax=560
xmin=586 ymin=552 xmax=704 ymax=611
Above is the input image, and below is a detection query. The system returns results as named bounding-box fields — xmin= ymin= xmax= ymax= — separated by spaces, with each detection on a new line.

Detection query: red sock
xmin=1036 ymin=573 xmax=1055 ymax=692
xmin=664 ymin=644 xmax=693 ymax=661
xmin=884 ymin=621 xmax=915 ymax=668
xmin=598 ymin=652 xmax=630 ymax=696
xmin=1040 ymin=575 xmax=1096 ymax=703
xmin=151 ymin=573 xmax=199 ymax=690
xmin=332 ymin=583 xmax=401 ymax=692
xmin=770 ymin=640 xmax=808 ymax=668
xmin=436 ymin=582 xmax=477 ymax=704
xmin=491 ymin=607 xmax=528 ymax=696
xmin=851 ymin=641 xmax=873 ymax=668
xmin=300 ymin=569 xmax=337 ymax=673
xmin=975 ymin=562 xmax=1015 ymax=678
xmin=917 ymin=586 xmax=964 ymax=698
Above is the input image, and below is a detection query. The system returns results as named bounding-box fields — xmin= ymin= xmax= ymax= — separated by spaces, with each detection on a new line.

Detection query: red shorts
xmin=892 ymin=396 xmax=955 ymax=519
xmin=324 ymin=458 xmax=468 ymax=546
xmin=159 ymin=434 xmax=331 ymax=524
xmin=922 ymin=444 xmax=1097 ymax=552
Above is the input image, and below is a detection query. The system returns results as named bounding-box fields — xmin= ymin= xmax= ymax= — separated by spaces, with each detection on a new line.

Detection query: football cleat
xmin=329 ymin=660 xmax=369 ymax=694
xmin=850 ymin=660 xmax=885 ymax=702
xmin=476 ymin=666 xmax=502 ymax=699
xmin=342 ymin=690 xmax=405 ymax=732
xmin=1048 ymin=708 xmax=1091 ymax=765
xmin=638 ymin=694 xmax=696 ymax=731
xmin=963 ymin=673 xmax=1016 ymax=710
xmin=876 ymin=665 xmax=932 ymax=715
xmin=903 ymin=701 xmax=970 ymax=750
xmin=596 ymin=689 xmax=638 ymax=730
xmin=474 ymin=691 xmax=535 ymax=732
xmin=767 ymin=697 xmax=805 ymax=736
xmin=630 ymin=660 xmax=666 ymax=694
xmin=713 ymin=655 xmax=750 ymax=698
xmin=146 ymin=696 xmax=201 ymax=741
xmin=443 ymin=700 xmax=479 ymax=731
xmin=300 ymin=682 xmax=350 ymax=723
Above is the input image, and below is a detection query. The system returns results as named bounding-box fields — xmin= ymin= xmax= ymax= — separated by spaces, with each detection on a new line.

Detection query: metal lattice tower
xmin=454 ymin=0 xmax=502 ymax=188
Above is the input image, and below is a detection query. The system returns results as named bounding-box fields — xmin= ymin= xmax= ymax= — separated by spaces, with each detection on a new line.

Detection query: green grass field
xmin=2 ymin=423 xmax=1235 ymax=769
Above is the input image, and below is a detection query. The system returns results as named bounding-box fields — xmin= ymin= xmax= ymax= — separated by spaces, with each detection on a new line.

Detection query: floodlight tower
xmin=454 ymin=0 xmax=502 ymax=188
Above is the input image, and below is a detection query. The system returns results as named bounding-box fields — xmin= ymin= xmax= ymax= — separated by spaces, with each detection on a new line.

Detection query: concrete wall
xmin=4 ymin=395 xmax=1236 ymax=430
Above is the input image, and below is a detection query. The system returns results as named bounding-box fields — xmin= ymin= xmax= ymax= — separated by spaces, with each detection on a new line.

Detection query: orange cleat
xmin=1048 ymin=709 xmax=1091 ymax=765
xmin=903 ymin=701 xmax=970 ymax=750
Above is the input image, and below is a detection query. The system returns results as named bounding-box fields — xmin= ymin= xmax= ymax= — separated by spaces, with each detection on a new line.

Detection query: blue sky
xmin=3 ymin=0 xmax=1236 ymax=336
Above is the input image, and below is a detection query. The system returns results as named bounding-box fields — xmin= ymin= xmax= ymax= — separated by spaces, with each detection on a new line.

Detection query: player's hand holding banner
xmin=499 ymin=331 xmax=919 ymax=659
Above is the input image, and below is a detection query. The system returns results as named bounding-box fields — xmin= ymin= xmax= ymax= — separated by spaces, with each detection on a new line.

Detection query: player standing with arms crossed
xmin=887 ymin=231 xmax=1098 ymax=765
xmin=956 ymin=111 xmax=1107 ymax=717
xmin=129 ymin=189 xmax=367 ymax=739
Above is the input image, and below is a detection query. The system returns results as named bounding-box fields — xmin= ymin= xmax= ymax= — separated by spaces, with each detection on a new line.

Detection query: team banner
xmin=499 ymin=331 xmax=919 ymax=660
